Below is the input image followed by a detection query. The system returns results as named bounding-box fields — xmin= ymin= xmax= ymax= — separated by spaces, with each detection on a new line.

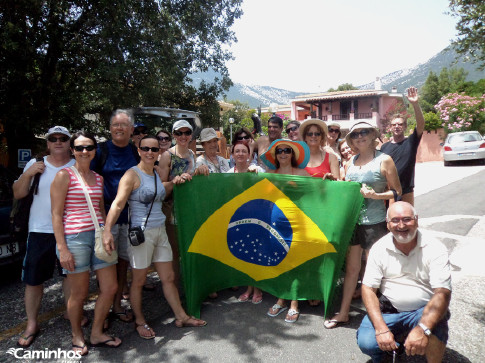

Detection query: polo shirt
xmin=363 ymin=230 xmax=451 ymax=312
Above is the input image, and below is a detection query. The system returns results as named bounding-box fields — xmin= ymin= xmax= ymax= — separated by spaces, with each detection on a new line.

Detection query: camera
xmin=128 ymin=226 xmax=145 ymax=246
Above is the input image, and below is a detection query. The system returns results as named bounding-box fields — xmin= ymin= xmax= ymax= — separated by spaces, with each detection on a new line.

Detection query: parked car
xmin=131 ymin=107 xmax=201 ymax=136
xmin=442 ymin=131 xmax=485 ymax=166
xmin=0 ymin=166 xmax=25 ymax=269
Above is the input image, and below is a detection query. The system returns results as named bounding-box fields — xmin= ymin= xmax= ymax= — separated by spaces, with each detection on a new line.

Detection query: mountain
xmin=358 ymin=47 xmax=484 ymax=91
xmin=192 ymin=47 xmax=484 ymax=108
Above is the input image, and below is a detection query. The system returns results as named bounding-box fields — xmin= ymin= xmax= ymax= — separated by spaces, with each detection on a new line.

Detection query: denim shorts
xmin=57 ymin=230 xmax=116 ymax=274
xmin=22 ymin=232 xmax=62 ymax=285
xmin=357 ymin=306 xmax=450 ymax=362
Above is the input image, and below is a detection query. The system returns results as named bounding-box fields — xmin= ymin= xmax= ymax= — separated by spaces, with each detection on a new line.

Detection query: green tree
xmin=420 ymin=71 xmax=441 ymax=113
xmin=220 ymin=100 xmax=254 ymax=142
xmin=448 ymin=0 xmax=485 ymax=69
xmin=327 ymin=83 xmax=358 ymax=92
xmin=0 ymin=0 xmax=242 ymax=169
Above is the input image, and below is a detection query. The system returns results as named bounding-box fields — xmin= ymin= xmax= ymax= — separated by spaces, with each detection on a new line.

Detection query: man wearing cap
xmin=285 ymin=121 xmax=301 ymax=141
xmin=132 ymin=123 xmax=148 ymax=147
xmin=357 ymin=202 xmax=451 ymax=363
xmin=195 ymin=128 xmax=230 ymax=175
xmin=91 ymin=109 xmax=139 ymax=323
xmin=380 ymin=87 xmax=425 ymax=206
xmin=254 ymin=116 xmax=284 ymax=170
xmin=14 ymin=126 xmax=75 ymax=347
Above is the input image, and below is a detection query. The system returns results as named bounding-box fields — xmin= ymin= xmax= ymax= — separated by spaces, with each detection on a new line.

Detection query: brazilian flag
xmin=174 ymin=173 xmax=363 ymax=318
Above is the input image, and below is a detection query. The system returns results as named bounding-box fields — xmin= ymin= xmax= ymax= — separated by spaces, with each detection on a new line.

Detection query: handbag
xmin=128 ymin=169 xmax=157 ymax=246
xmin=70 ymin=166 xmax=117 ymax=263
xmin=10 ymin=157 xmax=43 ymax=238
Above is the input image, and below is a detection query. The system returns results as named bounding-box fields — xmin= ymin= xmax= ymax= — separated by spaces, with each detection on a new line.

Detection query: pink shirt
xmin=63 ymin=167 xmax=103 ymax=234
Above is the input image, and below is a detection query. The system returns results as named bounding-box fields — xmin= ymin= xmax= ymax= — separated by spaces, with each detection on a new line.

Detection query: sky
xmin=226 ymin=0 xmax=459 ymax=92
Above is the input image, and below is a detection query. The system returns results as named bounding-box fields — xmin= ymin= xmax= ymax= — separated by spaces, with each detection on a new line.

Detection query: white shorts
xmin=128 ymin=225 xmax=173 ymax=269
xmin=111 ymin=223 xmax=129 ymax=261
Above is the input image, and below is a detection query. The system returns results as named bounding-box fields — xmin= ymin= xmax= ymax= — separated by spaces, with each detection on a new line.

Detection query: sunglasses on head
xmin=139 ymin=146 xmax=160 ymax=152
xmin=157 ymin=136 xmax=171 ymax=142
xmin=73 ymin=145 xmax=96 ymax=152
xmin=236 ymin=135 xmax=250 ymax=141
xmin=286 ymin=126 xmax=299 ymax=133
xmin=349 ymin=129 xmax=371 ymax=139
xmin=48 ymin=135 xmax=70 ymax=143
xmin=275 ymin=147 xmax=293 ymax=155
xmin=133 ymin=128 xmax=147 ymax=135
xmin=328 ymin=128 xmax=340 ymax=133
xmin=173 ymin=130 xmax=192 ymax=136
xmin=306 ymin=132 xmax=321 ymax=137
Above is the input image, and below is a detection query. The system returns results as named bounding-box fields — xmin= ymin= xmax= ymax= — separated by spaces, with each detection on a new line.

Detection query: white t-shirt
xmin=20 ymin=156 xmax=75 ymax=233
xmin=363 ymin=230 xmax=452 ymax=312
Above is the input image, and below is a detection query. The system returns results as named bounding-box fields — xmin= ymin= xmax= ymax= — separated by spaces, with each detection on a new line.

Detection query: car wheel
xmin=444 ymin=160 xmax=452 ymax=166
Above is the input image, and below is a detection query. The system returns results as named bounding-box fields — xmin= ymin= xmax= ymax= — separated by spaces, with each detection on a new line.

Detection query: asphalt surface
xmin=0 ymin=161 xmax=484 ymax=362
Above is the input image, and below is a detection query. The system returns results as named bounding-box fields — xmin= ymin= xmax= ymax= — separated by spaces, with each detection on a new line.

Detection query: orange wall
xmin=417 ymin=129 xmax=445 ymax=163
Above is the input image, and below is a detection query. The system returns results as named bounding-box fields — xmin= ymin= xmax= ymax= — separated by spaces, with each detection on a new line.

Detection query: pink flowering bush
xmin=435 ymin=93 xmax=485 ymax=132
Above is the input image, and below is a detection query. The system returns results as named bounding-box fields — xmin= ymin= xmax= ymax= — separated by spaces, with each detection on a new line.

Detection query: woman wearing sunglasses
xmin=260 ymin=139 xmax=310 ymax=323
xmin=299 ymin=119 xmax=339 ymax=181
xmin=325 ymin=121 xmax=342 ymax=162
xmin=229 ymin=127 xmax=257 ymax=167
xmin=324 ymin=121 xmax=401 ymax=329
xmin=103 ymin=135 xmax=206 ymax=339
xmin=156 ymin=129 xmax=172 ymax=154
xmin=51 ymin=132 xmax=121 ymax=355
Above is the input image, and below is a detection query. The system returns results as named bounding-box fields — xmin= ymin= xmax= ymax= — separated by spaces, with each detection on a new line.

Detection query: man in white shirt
xmin=357 ymin=202 xmax=451 ymax=363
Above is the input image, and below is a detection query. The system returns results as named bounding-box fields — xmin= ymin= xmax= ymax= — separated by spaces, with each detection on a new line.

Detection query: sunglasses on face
xmin=286 ymin=126 xmax=299 ymax=133
xmin=328 ymin=128 xmax=340 ymax=133
xmin=133 ymin=128 xmax=147 ymax=135
xmin=48 ymin=135 xmax=70 ymax=143
xmin=139 ymin=146 xmax=160 ymax=152
xmin=73 ymin=145 xmax=96 ymax=152
xmin=306 ymin=132 xmax=321 ymax=137
xmin=236 ymin=135 xmax=250 ymax=140
xmin=173 ymin=130 xmax=192 ymax=136
xmin=157 ymin=136 xmax=171 ymax=142
xmin=349 ymin=129 xmax=371 ymax=139
xmin=275 ymin=147 xmax=293 ymax=155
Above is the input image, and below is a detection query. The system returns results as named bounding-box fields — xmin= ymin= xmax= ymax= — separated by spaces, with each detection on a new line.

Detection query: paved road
xmin=0 ymin=162 xmax=484 ymax=363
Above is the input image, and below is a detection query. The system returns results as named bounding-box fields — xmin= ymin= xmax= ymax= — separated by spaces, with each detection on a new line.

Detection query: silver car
xmin=442 ymin=131 xmax=485 ymax=166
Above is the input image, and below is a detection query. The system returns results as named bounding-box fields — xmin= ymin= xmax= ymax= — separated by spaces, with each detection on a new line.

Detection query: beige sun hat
xmin=199 ymin=128 xmax=219 ymax=143
xmin=344 ymin=121 xmax=380 ymax=147
xmin=298 ymin=118 xmax=328 ymax=140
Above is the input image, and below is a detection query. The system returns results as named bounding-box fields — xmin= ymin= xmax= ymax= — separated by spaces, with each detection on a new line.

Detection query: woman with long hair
xmin=324 ymin=122 xmax=401 ymax=329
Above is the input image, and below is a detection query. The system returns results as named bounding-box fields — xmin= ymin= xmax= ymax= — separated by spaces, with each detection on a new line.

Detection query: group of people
xmin=14 ymin=87 xmax=452 ymax=362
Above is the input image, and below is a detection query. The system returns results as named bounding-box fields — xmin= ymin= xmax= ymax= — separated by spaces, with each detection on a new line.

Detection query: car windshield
xmin=448 ymin=133 xmax=482 ymax=144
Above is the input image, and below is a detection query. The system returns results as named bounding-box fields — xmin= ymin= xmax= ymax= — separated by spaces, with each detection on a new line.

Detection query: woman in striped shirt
xmin=51 ymin=132 xmax=121 ymax=356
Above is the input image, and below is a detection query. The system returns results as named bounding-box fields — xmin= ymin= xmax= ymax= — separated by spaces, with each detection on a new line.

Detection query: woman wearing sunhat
xmin=299 ymin=119 xmax=340 ymax=180
xmin=261 ymin=139 xmax=310 ymax=323
xmin=324 ymin=121 xmax=401 ymax=329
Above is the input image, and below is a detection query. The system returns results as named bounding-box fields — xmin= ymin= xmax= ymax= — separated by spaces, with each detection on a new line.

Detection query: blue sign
xmin=18 ymin=149 xmax=32 ymax=168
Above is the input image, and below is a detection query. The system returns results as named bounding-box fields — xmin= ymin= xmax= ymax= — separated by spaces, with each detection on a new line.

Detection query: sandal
xmin=285 ymin=309 xmax=300 ymax=323
xmin=267 ymin=304 xmax=287 ymax=317
xmin=72 ymin=342 xmax=88 ymax=356
xmin=175 ymin=316 xmax=207 ymax=328
xmin=110 ymin=309 xmax=134 ymax=323
xmin=323 ymin=313 xmax=349 ymax=329
xmin=135 ymin=323 xmax=155 ymax=340
xmin=252 ymin=294 xmax=263 ymax=304
xmin=238 ymin=293 xmax=252 ymax=302
xmin=17 ymin=329 xmax=40 ymax=348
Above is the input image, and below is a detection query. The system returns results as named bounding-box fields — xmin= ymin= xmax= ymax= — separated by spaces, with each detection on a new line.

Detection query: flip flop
xmin=323 ymin=319 xmax=349 ymax=329
xmin=17 ymin=330 xmax=40 ymax=348
xmin=175 ymin=316 xmax=207 ymax=328
xmin=110 ymin=309 xmax=134 ymax=323
xmin=72 ymin=342 xmax=88 ymax=356
xmin=267 ymin=304 xmax=287 ymax=317
xmin=135 ymin=323 xmax=155 ymax=339
xmin=90 ymin=336 xmax=122 ymax=348
xmin=285 ymin=309 xmax=300 ymax=323
xmin=238 ymin=293 xmax=252 ymax=302
xmin=252 ymin=294 xmax=263 ymax=304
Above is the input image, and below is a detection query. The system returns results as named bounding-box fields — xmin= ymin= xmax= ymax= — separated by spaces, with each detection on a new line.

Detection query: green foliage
xmin=423 ymin=112 xmax=442 ymax=131
xmin=448 ymin=0 xmax=485 ymax=70
xmin=327 ymin=83 xmax=358 ymax=92
xmin=435 ymin=93 xmax=485 ymax=133
xmin=0 ymin=0 xmax=243 ymax=169
xmin=420 ymin=68 xmax=468 ymax=113
xmin=421 ymin=71 xmax=441 ymax=113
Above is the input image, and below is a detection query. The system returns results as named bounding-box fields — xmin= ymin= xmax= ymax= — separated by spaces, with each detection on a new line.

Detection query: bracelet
xmin=375 ymin=330 xmax=390 ymax=336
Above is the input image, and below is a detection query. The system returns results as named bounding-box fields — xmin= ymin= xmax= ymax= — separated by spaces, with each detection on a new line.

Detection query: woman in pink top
xmin=300 ymin=118 xmax=339 ymax=180
xmin=51 ymin=132 xmax=121 ymax=356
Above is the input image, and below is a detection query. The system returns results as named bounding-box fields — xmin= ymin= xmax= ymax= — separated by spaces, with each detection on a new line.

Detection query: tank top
xmin=305 ymin=152 xmax=330 ymax=178
xmin=63 ymin=167 xmax=103 ymax=234
xmin=169 ymin=149 xmax=195 ymax=180
xmin=346 ymin=151 xmax=388 ymax=225
xmin=128 ymin=166 xmax=166 ymax=229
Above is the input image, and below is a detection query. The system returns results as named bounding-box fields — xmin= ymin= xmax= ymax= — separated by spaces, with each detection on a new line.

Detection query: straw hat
xmin=298 ymin=118 xmax=328 ymax=140
xmin=260 ymin=139 xmax=310 ymax=170
xmin=344 ymin=121 xmax=380 ymax=146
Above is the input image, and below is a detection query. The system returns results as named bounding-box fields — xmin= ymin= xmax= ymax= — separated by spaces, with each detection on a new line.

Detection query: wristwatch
xmin=418 ymin=322 xmax=432 ymax=336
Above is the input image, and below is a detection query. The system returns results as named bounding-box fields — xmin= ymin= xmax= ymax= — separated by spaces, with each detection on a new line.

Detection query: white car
xmin=442 ymin=131 xmax=485 ymax=166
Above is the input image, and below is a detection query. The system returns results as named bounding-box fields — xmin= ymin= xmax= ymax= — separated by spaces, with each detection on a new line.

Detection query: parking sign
xmin=18 ymin=149 xmax=32 ymax=168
